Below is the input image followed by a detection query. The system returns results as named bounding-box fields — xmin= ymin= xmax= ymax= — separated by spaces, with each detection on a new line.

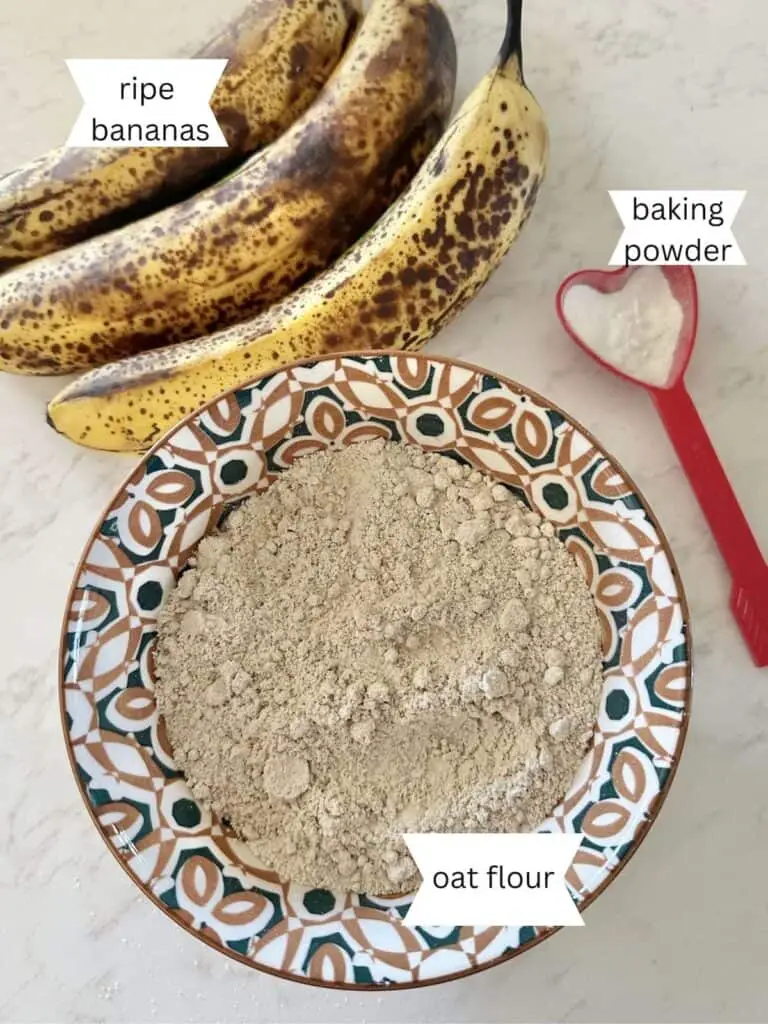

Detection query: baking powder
xmin=563 ymin=267 xmax=683 ymax=387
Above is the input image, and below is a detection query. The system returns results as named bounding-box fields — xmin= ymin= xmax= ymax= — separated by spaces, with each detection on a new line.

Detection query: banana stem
xmin=499 ymin=0 xmax=524 ymax=75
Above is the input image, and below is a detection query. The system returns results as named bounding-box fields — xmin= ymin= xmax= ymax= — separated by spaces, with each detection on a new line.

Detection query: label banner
xmin=402 ymin=833 xmax=584 ymax=928
xmin=608 ymin=189 xmax=746 ymax=266
xmin=65 ymin=59 xmax=228 ymax=147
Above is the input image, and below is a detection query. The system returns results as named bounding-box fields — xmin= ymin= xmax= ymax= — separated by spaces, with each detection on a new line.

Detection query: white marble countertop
xmin=1 ymin=0 xmax=767 ymax=1020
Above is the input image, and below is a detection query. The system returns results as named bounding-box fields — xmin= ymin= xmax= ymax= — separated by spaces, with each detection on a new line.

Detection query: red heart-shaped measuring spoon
xmin=556 ymin=265 xmax=768 ymax=667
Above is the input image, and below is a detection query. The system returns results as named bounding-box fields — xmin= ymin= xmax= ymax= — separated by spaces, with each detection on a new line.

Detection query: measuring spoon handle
xmin=654 ymin=382 xmax=768 ymax=666
xmin=653 ymin=382 xmax=765 ymax=581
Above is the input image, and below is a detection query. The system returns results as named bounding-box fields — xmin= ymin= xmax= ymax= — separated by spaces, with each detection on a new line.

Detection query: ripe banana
xmin=0 ymin=0 xmax=361 ymax=271
xmin=49 ymin=0 xmax=547 ymax=453
xmin=0 ymin=0 xmax=456 ymax=376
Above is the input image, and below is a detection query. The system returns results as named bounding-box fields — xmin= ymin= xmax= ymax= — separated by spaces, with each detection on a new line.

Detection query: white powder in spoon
xmin=563 ymin=267 xmax=683 ymax=387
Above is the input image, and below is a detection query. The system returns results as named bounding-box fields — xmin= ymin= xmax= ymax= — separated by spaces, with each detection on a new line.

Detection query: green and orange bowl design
xmin=60 ymin=352 xmax=691 ymax=988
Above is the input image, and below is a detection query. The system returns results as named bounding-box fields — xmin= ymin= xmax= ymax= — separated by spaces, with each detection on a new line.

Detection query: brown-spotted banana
xmin=48 ymin=0 xmax=547 ymax=452
xmin=0 ymin=0 xmax=361 ymax=271
xmin=0 ymin=0 xmax=456 ymax=376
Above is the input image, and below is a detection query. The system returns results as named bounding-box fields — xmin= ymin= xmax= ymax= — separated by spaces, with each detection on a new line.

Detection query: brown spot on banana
xmin=0 ymin=0 xmax=361 ymax=270
xmin=1 ymin=0 xmax=456 ymax=376
xmin=49 ymin=46 xmax=549 ymax=452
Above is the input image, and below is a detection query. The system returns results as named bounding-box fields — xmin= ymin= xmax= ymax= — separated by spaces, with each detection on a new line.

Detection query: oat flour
xmin=154 ymin=440 xmax=604 ymax=893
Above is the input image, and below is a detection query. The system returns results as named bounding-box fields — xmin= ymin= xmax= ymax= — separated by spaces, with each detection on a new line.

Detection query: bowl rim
xmin=58 ymin=348 xmax=693 ymax=990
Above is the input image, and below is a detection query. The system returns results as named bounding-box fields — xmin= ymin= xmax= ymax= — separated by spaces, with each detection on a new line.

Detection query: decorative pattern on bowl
xmin=61 ymin=352 xmax=691 ymax=988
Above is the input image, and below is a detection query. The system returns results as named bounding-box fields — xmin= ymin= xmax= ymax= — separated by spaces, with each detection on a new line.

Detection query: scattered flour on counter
xmin=563 ymin=267 xmax=684 ymax=386
xmin=154 ymin=440 xmax=604 ymax=894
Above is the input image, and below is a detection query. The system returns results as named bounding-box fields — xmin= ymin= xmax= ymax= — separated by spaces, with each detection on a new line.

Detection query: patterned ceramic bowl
xmin=61 ymin=352 xmax=691 ymax=989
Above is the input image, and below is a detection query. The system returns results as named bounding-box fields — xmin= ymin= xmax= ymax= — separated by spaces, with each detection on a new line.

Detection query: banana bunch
xmin=0 ymin=0 xmax=360 ymax=270
xmin=49 ymin=0 xmax=548 ymax=452
xmin=0 ymin=0 xmax=456 ymax=374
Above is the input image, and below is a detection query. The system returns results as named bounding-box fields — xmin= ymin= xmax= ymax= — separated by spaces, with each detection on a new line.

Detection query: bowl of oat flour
xmin=60 ymin=352 xmax=691 ymax=988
